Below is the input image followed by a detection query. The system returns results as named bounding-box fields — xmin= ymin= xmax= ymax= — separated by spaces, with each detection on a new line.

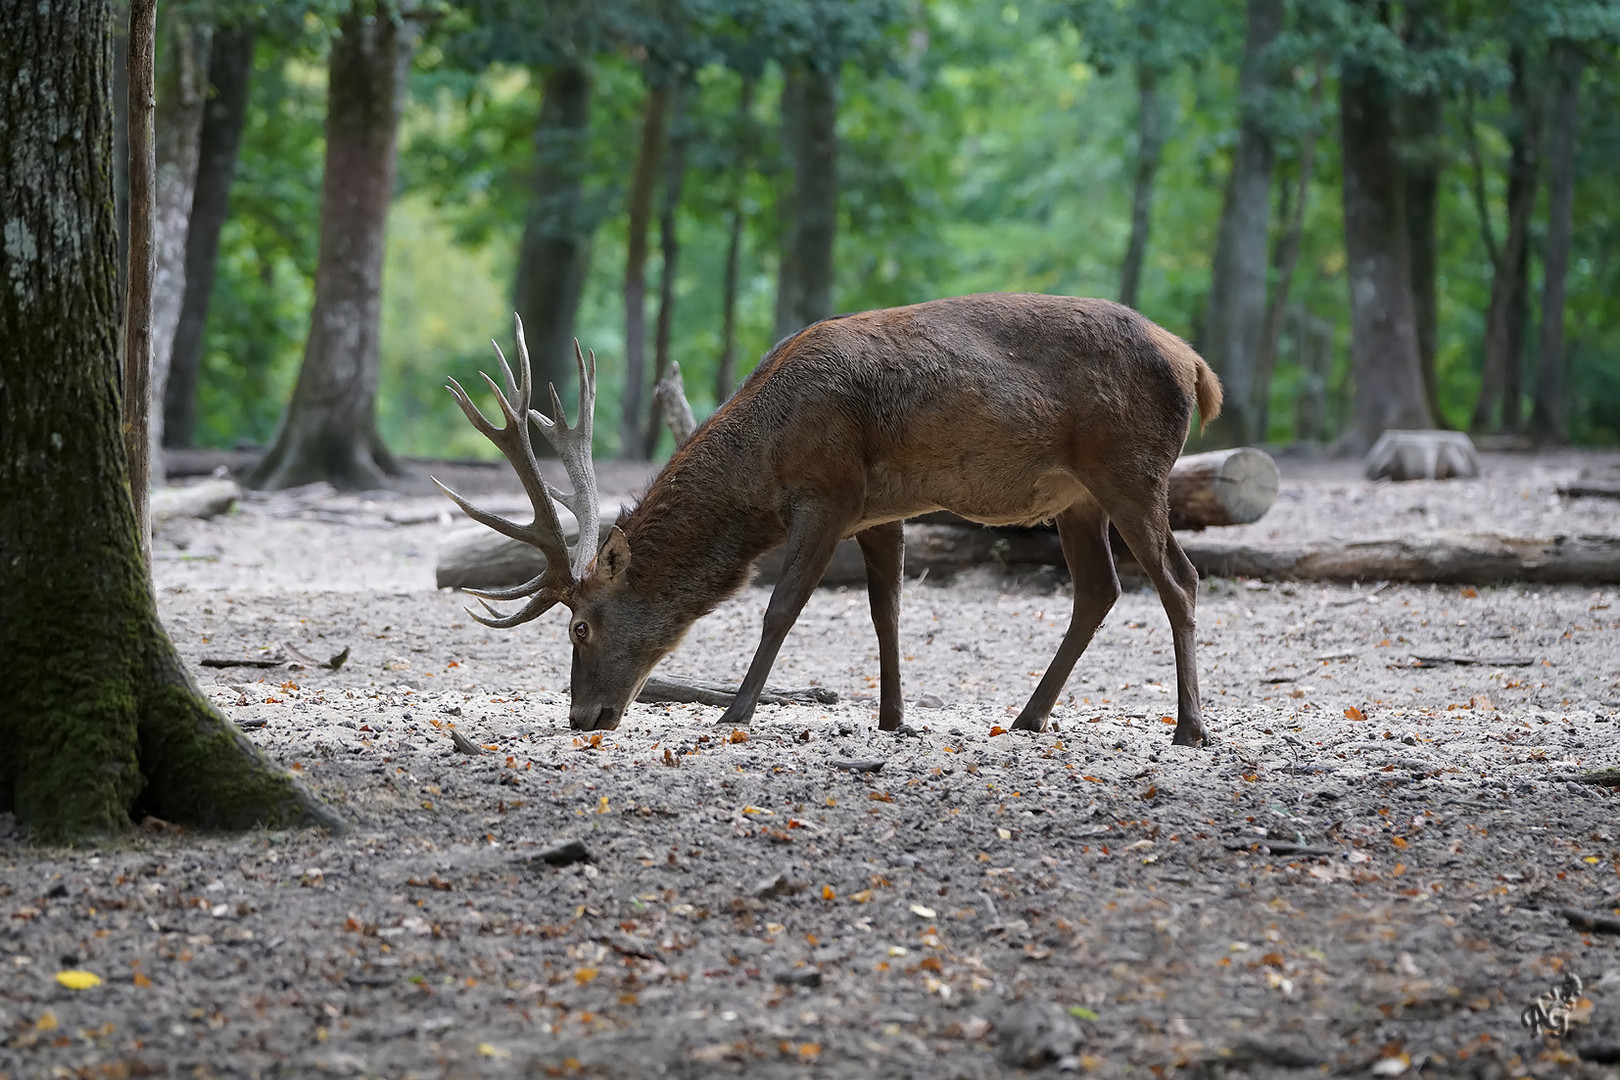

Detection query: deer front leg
xmin=716 ymin=512 xmax=847 ymax=727
xmin=856 ymin=521 xmax=905 ymax=731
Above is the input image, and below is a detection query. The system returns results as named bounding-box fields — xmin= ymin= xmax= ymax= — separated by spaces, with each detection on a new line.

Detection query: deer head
xmin=432 ymin=316 xmax=666 ymax=730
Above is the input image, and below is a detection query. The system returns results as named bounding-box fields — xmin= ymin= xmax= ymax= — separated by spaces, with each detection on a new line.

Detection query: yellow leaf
xmin=574 ymin=967 xmax=599 ymax=985
xmin=54 ymin=970 xmax=102 ymax=990
xmin=821 ymin=885 xmax=836 ymax=901
xmin=478 ymin=1043 xmax=511 ymax=1059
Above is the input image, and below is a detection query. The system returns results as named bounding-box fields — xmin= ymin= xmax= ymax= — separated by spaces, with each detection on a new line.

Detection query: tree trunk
xmin=0 ymin=0 xmax=335 ymax=839
xmin=773 ymin=69 xmax=804 ymax=341
xmin=125 ymin=0 xmax=157 ymax=560
xmin=1403 ymin=90 xmax=1443 ymax=427
xmin=148 ymin=7 xmax=212 ymax=482
xmin=1338 ymin=27 xmax=1434 ymax=451
xmin=620 ymin=81 xmax=670 ymax=457
xmin=1119 ymin=63 xmax=1168 ymax=311
xmin=248 ymin=3 xmax=412 ymax=491
xmin=1472 ymin=47 xmax=1541 ymax=434
xmin=1254 ymin=59 xmax=1323 ymax=440
xmin=782 ymin=66 xmax=839 ymax=331
xmin=113 ymin=4 xmax=131 ymax=305
xmin=511 ymin=60 xmax=594 ymax=407
xmin=165 ymin=19 xmax=256 ymax=450
xmin=1201 ymin=0 xmax=1282 ymax=446
xmin=716 ymin=78 xmax=755 ymax=401
xmin=1530 ymin=41 xmax=1579 ymax=443
xmin=645 ymin=78 xmax=690 ymax=458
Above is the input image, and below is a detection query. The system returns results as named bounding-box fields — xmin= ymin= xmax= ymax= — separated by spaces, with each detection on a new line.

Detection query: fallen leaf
xmin=54 ymin=970 xmax=102 ymax=990
xmin=909 ymin=903 xmax=937 ymax=919
xmin=988 ymin=726 xmax=1007 ymax=737
xmin=728 ymin=729 xmax=749 ymax=744
xmin=1344 ymin=706 xmax=1366 ymax=722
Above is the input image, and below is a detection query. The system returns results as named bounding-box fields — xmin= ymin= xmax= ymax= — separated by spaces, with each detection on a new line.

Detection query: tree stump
xmin=1166 ymin=448 xmax=1280 ymax=530
xmin=1364 ymin=429 xmax=1480 ymax=481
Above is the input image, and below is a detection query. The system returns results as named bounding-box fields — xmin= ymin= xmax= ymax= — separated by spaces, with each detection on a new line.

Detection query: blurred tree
xmin=1337 ymin=0 xmax=1435 ymax=448
xmin=1470 ymin=43 xmax=1541 ymax=433
xmin=166 ymin=17 xmax=258 ymax=449
xmin=1531 ymin=38 xmax=1579 ymax=442
xmin=148 ymin=3 xmax=214 ymax=482
xmin=1202 ymin=0 xmax=1284 ymax=447
xmin=249 ymin=1 xmax=416 ymax=490
xmin=1400 ymin=1 xmax=1446 ymax=425
xmin=0 ymin=0 xmax=334 ymax=838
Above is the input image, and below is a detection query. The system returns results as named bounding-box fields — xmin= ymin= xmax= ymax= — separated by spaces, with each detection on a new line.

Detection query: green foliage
xmin=190 ymin=0 xmax=1620 ymax=458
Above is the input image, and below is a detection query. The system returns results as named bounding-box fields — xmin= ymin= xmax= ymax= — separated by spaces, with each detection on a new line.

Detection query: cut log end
xmin=1167 ymin=447 xmax=1280 ymax=530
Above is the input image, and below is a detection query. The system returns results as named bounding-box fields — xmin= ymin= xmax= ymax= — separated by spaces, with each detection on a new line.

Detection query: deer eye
xmin=572 ymin=620 xmax=590 ymax=643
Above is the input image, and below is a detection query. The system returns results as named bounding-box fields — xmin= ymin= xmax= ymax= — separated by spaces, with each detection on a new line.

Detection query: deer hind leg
xmin=856 ymin=521 xmax=905 ymax=731
xmin=1011 ymin=497 xmax=1120 ymax=732
xmin=717 ymin=509 xmax=847 ymax=728
xmin=1102 ymin=489 xmax=1207 ymax=747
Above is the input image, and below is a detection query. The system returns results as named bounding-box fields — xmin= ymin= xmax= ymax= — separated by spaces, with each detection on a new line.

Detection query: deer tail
xmin=1146 ymin=322 xmax=1223 ymax=434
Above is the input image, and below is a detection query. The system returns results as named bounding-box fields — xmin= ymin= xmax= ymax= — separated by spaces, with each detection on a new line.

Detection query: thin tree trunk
xmin=620 ymin=81 xmax=670 ymax=457
xmin=125 ymin=0 xmax=157 ymax=558
xmin=1119 ymin=63 xmax=1168 ymax=311
xmin=1 ymin=0 xmax=334 ymax=839
xmin=165 ymin=19 xmax=256 ymax=449
xmin=511 ymin=60 xmax=594 ymax=406
xmin=248 ymin=2 xmax=412 ymax=491
xmin=645 ymin=78 xmax=690 ymax=457
xmin=1402 ymin=91 xmax=1444 ymax=426
xmin=149 ymin=7 xmax=212 ymax=481
xmin=114 ymin=3 xmax=130 ymax=306
xmin=785 ymin=66 xmax=839 ymax=330
xmin=1254 ymin=58 xmax=1323 ymax=440
xmin=716 ymin=77 xmax=755 ymax=401
xmin=1338 ymin=24 xmax=1434 ymax=451
xmin=773 ymin=70 xmax=804 ymax=341
xmin=1201 ymin=0 xmax=1283 ymax=446
xmin=1530 ymin=41 xmax=1579 ymax=444
xmin=1471 ymin=47 xmax=1541 ymax=433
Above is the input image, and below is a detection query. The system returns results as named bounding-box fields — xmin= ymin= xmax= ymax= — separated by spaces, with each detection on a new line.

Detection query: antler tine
xmin=463 ymin=588 xmax=565 ymax=630
xmin=432 ymin=316 xmax=588 ymax=619
xmin=529 ymin=337 xmax=602 ymax=580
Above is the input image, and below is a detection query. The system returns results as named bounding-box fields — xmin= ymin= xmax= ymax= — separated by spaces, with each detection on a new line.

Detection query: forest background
xmin=139 ymin=0 xmax=1620 ymax=485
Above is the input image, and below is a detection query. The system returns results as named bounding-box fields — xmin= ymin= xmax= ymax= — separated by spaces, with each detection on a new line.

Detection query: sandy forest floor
xmin=3 ymin=450 xmax=1620 ymax=1079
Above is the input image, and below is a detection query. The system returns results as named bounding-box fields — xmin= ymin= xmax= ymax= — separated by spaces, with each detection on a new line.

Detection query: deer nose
xmin=570 ymin=704 xmax=620 ymax=731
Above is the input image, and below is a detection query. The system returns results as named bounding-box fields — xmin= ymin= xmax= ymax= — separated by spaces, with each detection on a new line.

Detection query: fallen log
xmin=638 ymin=676 xmax=837 ymax=708
xmin=1177 ymin=531 xmax=1620 ymax=585
xmin=435 ymin=502 xmax=623 ymax=591
xmin=151 ymin=478 xmax=240 ymax=525
xmin=1166 ymin=447 xmax=1279 ymax=529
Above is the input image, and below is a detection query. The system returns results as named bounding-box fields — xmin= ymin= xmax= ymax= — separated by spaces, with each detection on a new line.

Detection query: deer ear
xmin=595 ymin=526 xmax=631 ymax=583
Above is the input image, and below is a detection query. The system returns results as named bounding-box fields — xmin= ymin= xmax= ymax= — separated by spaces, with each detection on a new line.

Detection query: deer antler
xmin=431 ymin=316 xmax=601 ymax=628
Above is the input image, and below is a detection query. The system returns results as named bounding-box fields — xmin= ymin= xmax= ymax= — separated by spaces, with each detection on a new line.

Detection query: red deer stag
xmin=435 ymin=294 xmax=1221 ymax=744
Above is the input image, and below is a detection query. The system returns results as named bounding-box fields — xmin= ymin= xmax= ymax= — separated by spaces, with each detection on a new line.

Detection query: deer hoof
xmin=1008 ymin=715 xmax=1048 ymax=733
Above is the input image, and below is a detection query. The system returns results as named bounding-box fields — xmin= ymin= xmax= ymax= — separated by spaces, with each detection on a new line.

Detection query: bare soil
xmin=4 ymin=450 xmax=1620 ymax=1079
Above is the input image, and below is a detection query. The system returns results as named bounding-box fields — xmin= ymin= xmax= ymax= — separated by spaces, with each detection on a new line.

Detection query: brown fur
xmin=559 ymin=293 xmax=1220 ymax=745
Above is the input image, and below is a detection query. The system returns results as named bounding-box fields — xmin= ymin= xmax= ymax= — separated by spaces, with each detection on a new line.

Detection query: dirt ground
xmin=3 ymin=449 xmax=1620 ymax=1079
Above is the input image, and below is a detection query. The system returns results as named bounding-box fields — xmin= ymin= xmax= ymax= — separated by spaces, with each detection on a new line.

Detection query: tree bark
xmin=0 ymin=0 xmax=336 ymax=839
xmin=125 ymin=0 xmax=157 ymax=560
xmin=1338 ymin=23 xmax=1434 ymax=451
xmin=772 ymin=70 xmax=805 ymax=341
xmin=1403 ymin=91 xmax=1443 ymax=427
xmin=511 ymin=60 xmax=595 ymax=408
xmin=149 ymin=7 xmax=213 ymax=481
xmin=1530 ymin=41 xmax=1579 ymax=443
xmin=1119 ymin=62 xmax=1168 ymax=311
xmin=620 ymin=81 xmax=670 ymax=457
xmin=1472 ymin=47 xmax=1541 ymax=434
xmin=716 ymin=78 xmax=755 ymax=401
xmin=248 ymin=3 xmax=412 ymax=491
xmin=1201 ymin=0 xmax=1282 ymax=446
xmin=781 ymin=65 xmax=839 ymax=331
xmin=645 ymin=78 xmax=690 ymax=457
xmin=1255 ymin=59 xmax=1323 ymax=440
xmin=165 ymin=19 xmax=256 ymax=450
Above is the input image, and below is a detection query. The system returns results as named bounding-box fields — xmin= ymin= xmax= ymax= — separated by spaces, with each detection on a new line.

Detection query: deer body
xmin=441 ymin=293 xmax=1220 ymax=744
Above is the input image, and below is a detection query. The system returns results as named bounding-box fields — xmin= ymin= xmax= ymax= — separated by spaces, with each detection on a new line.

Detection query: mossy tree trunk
xmin=249 ymin=2 xmax=411 ymax=491
xmin=0 ymin=0 xmax=337 ymax=840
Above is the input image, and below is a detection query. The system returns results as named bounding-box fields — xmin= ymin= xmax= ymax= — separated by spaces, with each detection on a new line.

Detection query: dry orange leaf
xmin=1345 ymin=706 xmax=1366 ymax=722
xmin=988 ymin=725 xmax=1008 ymax=737
xmin=728 ymin=729 xmax=749 ymax=744
xmin=821 ymin=886 xmax=836 ymax=901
